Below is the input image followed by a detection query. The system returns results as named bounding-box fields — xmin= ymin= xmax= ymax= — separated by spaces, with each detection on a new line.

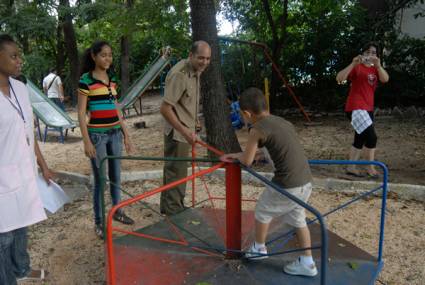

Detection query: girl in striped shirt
xmin=78 ymin=40 xmax=135 ymax=238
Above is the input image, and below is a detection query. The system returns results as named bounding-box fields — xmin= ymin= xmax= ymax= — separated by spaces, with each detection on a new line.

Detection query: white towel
xmin=351 ymin=110 xmax=372 ymax=134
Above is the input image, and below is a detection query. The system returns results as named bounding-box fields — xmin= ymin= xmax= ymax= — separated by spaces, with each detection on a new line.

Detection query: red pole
xmin=225 ymin=163 xmax=242 ymax=259
xmin=106 ymin=163 xmax=224 ymax=284
xmin=106 ymin=208 xmax=117 ymax=285
xmin=261 ymin=49 xmax=312 ymax=122
xmin=191 ymin=144 xmax=196 ymax=207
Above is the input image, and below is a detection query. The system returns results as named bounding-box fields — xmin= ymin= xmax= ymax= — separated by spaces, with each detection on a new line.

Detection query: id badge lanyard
xmin=4 ymin=80 xmax=30 ymax=145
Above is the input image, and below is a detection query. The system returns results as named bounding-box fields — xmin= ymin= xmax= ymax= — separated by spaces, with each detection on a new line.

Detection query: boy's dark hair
xmin=239 ymin=87 xmax=267 ymax=114
xmin=0 ymin=34 xmax=16 ymax=50
xmin=361 ymin=41 xmax=380 ymax=58
xmin=80 ymin=40 xmax=112 ymax=75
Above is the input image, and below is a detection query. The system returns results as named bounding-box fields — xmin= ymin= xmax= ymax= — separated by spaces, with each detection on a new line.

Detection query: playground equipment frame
xmin=219 ymin=37 xmax=312 ymax=122
xmin=99 ymin=143 xmax=388 ymax=285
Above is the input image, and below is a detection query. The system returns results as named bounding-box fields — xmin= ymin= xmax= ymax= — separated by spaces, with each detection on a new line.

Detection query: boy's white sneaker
xmin=283 ymin=257 xmax=318 ymax=277
xmin=245 ymin=243 xmax=268 ymax=260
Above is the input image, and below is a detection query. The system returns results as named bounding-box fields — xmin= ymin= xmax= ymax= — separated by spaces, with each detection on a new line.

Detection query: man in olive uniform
xmin=160 ymin=41 xmax=211 ymax=215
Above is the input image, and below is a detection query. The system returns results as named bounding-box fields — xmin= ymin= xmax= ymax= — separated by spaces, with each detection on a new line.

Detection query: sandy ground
xmin=27 ymin=178 xmax=424 ymax=285
xmin=38 ymin=93 xmax=425 ymax=185
xmin=24 ymin=93 xmax=425 ymax=285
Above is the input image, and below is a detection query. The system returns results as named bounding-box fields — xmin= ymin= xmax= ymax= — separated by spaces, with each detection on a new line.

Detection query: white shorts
xmin=255 ymin=182 xmax=312 ymax=228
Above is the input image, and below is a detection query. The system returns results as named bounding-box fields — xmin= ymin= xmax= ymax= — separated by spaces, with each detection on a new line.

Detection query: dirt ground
xmin=26 ymin=93 xmax=425 ymax=285
xmin=27 ymin=179 xmax=424 ymax=285
xmin=38 ymin=93 xmax=425 ymax=185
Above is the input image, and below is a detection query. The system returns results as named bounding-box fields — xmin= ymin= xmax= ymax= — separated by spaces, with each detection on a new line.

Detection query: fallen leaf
xmin=348 ymin=262 xmax=358 ymax=270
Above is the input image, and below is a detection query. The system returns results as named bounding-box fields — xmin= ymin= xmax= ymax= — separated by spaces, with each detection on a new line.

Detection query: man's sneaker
xmin=113 ymin=211 xmax=135 ymax=225
xmin=94 ymin=224 xmax=103 ymax=239
xmin=245 ymin=243 xmax=268 ymax=260
xmin=283 ymin=257 xmax=318 ymax=277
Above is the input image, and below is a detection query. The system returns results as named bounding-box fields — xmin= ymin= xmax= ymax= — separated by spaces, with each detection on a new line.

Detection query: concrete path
xmin=56 ymin=168 xmax=425 ymax=203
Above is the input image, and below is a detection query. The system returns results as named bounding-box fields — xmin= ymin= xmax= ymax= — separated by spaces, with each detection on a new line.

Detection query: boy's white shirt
xmin=43 ymin=72 xmax=62 ymax=98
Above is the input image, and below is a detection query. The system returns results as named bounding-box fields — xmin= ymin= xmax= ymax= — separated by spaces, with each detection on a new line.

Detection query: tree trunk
xmin=59 ymin=0 xmax=79 ymax=105
xmin=120 ymin=36 xmax=130 ymax=96
xmin=263 ymin=0 xmax=288 ymax=112
xmin=189 ymin=0 xmax=241 ymax=154
xmin=56 ymin=23 xmax=66 ymax=76
xmin=119 ymin=0 xmax=132 ymax=96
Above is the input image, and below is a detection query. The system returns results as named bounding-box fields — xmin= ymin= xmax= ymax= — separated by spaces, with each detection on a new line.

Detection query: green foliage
xmin=74 ymin=0 xmax=190 ymax=82
xmin=1 ymin=1 xmax=57 ymax=43
xmin=1 ymin=0 xmax=190 ymax=93
xmin=222 ymin=0 xmax=374 ymax=110
xmin=1 ymin=1 xmax=58 ymax=87
xmin=220 ymin=41 xmax=266 ymax=94
xmin=377 ymin=35 xmax=425 ymax=107
xmin=222 ymin=0 xmax=425 ymax=111
xmin=2 ymin=0 xmax=423 ymax=109
xmin=22 ymin=52 xmax=53 ymax=86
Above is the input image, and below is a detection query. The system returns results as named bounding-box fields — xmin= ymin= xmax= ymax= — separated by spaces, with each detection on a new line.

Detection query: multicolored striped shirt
xmin=78 ymin=72 xmax=121 ymax=133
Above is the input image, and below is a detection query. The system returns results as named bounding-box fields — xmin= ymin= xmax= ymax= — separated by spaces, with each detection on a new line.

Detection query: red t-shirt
xmin=345 ymin=64 xmax=378 ymax=112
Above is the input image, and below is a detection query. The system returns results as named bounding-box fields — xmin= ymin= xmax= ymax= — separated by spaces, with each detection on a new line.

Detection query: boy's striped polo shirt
xmin=78 ymin=72 xmax=121 ymax=133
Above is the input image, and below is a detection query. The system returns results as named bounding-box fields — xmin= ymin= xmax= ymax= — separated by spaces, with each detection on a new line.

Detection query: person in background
xmin=336 ymin=42 xmax=389 ymax=178
xmin=43 ymin=67 xmax=65 ymax=111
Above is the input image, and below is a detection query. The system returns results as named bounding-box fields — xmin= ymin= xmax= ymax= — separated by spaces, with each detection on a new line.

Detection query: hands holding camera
xmin=336 ymin=43 xmax=388 ymax=84
xmin=352 ymin=54 xmax=381 ymax=68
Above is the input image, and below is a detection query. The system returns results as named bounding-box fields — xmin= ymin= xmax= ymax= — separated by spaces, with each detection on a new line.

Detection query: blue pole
xmin=266 ymin=184 xmax=383 ymax=246
xmin=377 ymin=163 xmax=388 ymax=262
xmin=241 ymin=165 xmax=328 ymax=285
xmin=308 ymin=160 xmax=388 ymax=263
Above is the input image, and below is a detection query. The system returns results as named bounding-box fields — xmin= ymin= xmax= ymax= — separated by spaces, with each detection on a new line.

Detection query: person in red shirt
xmin=336 ymin=42 xmax=389 ymax=178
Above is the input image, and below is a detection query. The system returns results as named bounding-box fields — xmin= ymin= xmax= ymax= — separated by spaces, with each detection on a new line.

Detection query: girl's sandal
xmin=17 ymin=269 xmax=48 ymax=282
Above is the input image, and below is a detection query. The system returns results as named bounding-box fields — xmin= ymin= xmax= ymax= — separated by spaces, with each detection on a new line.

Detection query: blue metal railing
xmin=241 ymin=164 xmax=329 ymax=285
xmin=99 ymin=156 xmax=388 ymax=285
xmin=240 ymin=159 xmax=388 ymax=285
xmin=308 ymin=160 xmax=388 ymax=263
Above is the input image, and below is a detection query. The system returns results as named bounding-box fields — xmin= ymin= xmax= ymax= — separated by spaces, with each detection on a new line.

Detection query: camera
xmin=361 ymin=56 xmax=374 ymax=66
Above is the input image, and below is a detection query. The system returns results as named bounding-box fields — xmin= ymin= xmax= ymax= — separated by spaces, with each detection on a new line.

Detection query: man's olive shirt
xmin=163 ymin=59 xmax=200 ymax=143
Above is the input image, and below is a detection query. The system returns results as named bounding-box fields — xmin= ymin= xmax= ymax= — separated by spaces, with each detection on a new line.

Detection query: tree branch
xmin=261 ymin=0 xmax=278 ymax=43
xmin=278 ymin=0 xmax=289 ymax=51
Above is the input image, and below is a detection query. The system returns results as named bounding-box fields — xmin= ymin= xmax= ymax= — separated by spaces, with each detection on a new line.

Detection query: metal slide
xmin=26 ymin=80 xmax=76 ymax=142
xmin=26 ymin=48 xmax=170 ymax=141
xmin=27 ymin=80 xmax=76 ymax=129
xmin=118 ymin=51 xmax=171 ymax=109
